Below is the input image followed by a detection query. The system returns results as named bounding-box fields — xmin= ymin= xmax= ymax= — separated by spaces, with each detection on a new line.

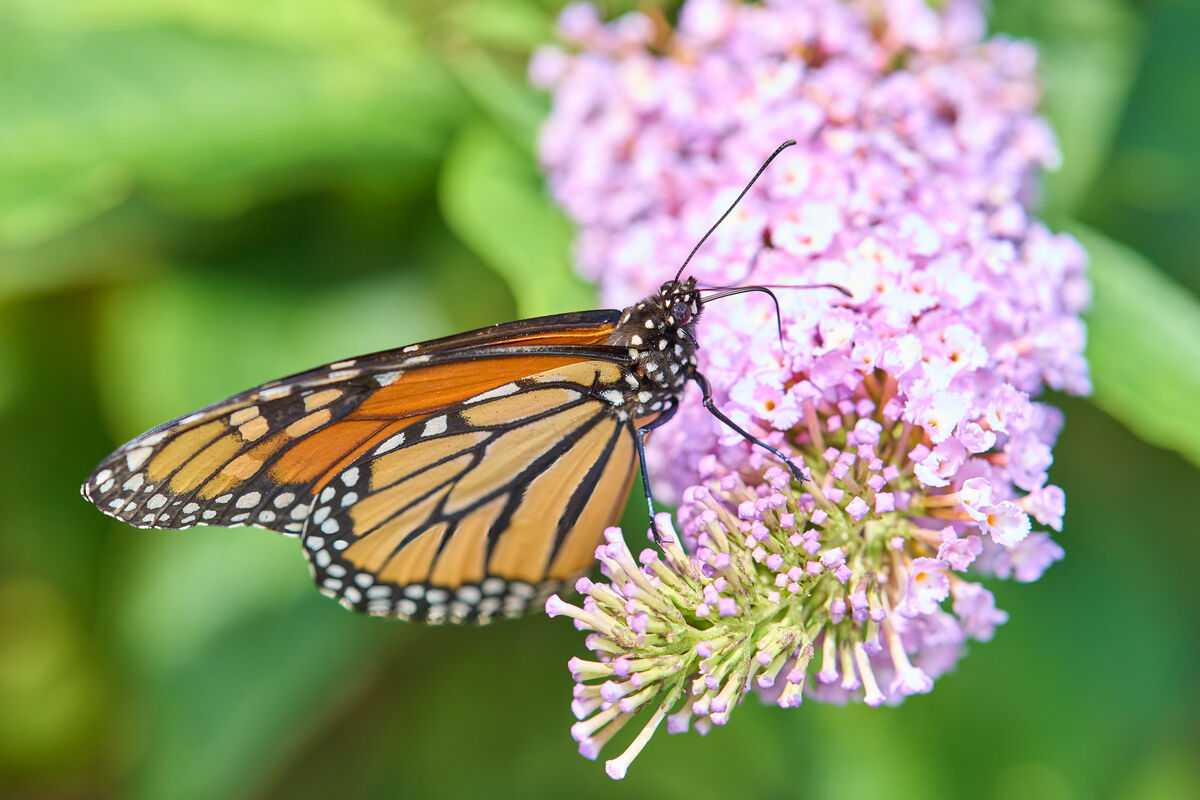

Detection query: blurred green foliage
xmin=1 ymin=1 xmax=1197 ymax=798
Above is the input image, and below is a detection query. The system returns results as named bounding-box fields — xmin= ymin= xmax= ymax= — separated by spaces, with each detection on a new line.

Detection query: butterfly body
xmin=83 ymin=278 xmax=706 ymax=624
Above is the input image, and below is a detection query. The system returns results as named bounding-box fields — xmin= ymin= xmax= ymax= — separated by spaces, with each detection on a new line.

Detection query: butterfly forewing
xmin=81 ymin=312 xmax=623 ymax=530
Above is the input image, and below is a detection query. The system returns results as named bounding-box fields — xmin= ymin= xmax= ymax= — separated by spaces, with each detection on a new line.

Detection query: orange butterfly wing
xmin=302 ymin=358 xmax=639 ymax=623
xmin=82 ymin=311 xmax=624 ymax=536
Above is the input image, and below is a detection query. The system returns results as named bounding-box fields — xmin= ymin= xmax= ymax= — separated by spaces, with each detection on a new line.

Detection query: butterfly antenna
xmin=673 ymin=140 xmax=797 ymax=283
xmin=700 ymin=283 xmax=851 ymax=347
xmin=700 ymin=286 xmax=785 ymax=343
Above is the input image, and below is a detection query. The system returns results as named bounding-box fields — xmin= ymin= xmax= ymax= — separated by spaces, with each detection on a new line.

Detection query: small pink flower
xmin=898 ymin=558 xmax=951 ymax=617
xmin=981 ymin=501 xmax=1032 ymax=547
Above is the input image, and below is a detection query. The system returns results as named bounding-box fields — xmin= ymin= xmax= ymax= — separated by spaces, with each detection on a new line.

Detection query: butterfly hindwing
xmin=301 ymin=360 xmax=638 ymax=623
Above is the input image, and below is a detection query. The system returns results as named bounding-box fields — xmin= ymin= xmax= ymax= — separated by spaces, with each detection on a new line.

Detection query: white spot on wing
xmin=422 ymin=416 xmax=447 ymax=437
xmin=236 ymin=492 xmax=261 ymax=509
xmin=374 ymin=432 xmax=405 ymax=454
xmin=465 ymin=383 xmax=520 ymax=404
xmin=125 ymin=447 xmax=152 ymax=471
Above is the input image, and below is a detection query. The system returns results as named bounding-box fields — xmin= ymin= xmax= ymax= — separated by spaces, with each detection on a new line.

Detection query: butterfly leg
xmin=634 ymin=399 xmax=680 ymax=525
xmin=691 ymin=371 xmax=811 ymax=483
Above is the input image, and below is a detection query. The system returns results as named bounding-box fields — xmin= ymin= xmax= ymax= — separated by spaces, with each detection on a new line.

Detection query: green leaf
xmin=446 ymin=47 xmax=549 ymax=148
xmin=990 ymin=0 xmax=1145 ymax=217
xmin=439 ymin=122 xmax=594 ymax=317
xmin=2 ymin=0 xmax=419 ymax=51
xmin=0 ymin=11 xmax=465 ymax=250
xmin=446 ymin=0 xmax=555 ymax=50
xmin=1069 ymin=222 xmax=1200 ymax=469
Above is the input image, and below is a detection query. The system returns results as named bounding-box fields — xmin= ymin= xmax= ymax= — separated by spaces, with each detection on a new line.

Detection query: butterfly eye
xmin=670 ymin=301 xmax=692 ymax=324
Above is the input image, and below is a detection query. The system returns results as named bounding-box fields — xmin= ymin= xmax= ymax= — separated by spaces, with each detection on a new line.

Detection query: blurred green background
xmin=1 ymin=1 xmax=1198 ymax=798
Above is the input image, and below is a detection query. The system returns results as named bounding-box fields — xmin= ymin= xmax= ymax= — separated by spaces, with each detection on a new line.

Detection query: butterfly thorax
xmin=604 ymin=277 xmax=702 ymax=421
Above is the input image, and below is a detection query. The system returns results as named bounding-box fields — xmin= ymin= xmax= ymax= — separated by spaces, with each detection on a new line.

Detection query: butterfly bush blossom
xmin=533 ymin=0 xmax=1089 ymax=779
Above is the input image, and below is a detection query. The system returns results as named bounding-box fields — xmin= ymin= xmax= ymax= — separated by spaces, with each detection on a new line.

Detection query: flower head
xmin=535 ymin=0 xmax=1086 ymax=777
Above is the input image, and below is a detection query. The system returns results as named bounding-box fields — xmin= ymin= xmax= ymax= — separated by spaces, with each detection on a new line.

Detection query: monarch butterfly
xmin=81 ymin=141 xmax=832 ymax=624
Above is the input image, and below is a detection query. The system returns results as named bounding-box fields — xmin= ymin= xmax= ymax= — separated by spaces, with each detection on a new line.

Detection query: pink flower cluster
xmin=534 ymin=0 xmax=1088 ymax=778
